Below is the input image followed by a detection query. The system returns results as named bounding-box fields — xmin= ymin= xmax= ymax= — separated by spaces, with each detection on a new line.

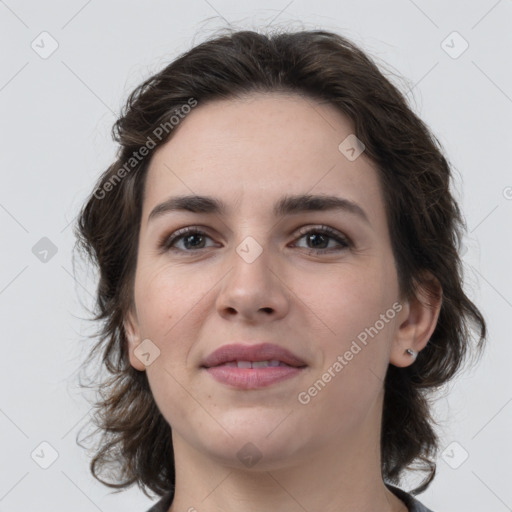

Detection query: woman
xmin=75 ymin=28 xmax=487 ymax=512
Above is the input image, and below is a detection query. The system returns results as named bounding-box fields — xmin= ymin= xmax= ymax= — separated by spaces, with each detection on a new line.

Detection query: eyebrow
xmin=147 ymin=193 xmax=371 ymax=226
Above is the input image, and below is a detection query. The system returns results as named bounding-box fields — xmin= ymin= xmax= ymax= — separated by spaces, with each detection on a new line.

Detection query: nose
xmin=215 ymin=237 xmax=289 ymax=323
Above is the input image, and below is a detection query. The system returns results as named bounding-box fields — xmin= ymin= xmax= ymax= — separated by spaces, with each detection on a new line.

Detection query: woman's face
xmin=125 ymin=92 xmax=412 ymax=468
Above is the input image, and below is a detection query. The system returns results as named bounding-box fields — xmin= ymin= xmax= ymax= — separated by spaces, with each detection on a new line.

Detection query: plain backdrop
xmin=0 ymin=1 xmax=511 ymax=511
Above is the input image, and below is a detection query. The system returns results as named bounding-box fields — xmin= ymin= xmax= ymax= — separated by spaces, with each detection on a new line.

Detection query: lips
xmin=201 ymin=342 xmax=307 ymax=369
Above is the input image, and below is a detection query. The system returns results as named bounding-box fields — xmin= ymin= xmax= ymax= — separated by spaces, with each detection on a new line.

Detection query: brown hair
xmin=74 ymin=27 xmax=487 ymax=499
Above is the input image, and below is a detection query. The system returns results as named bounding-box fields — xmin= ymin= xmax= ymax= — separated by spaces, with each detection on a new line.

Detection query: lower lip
xmin=203 ymin=365 xmax=305 ymax=389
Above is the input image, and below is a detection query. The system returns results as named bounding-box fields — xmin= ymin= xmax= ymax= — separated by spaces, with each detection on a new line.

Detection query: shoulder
xmin=386 ymin=483 xmax=435 ymax=512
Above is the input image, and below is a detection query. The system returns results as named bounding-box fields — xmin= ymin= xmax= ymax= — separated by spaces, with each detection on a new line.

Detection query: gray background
xmin=1 ymin=0 xmax=511 ymax=510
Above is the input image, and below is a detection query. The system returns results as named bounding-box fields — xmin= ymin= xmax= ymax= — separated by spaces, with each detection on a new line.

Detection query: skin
xmin=124 ymin=92 xmax=442 ymax=512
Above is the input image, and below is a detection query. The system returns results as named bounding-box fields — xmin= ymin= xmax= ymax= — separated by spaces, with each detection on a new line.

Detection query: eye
xmin=158 ymin=226 xmax=215 ymax=252
xmin=157 ymin=224 xmax=351 ymax=255
xmin=292 ymin=225 xmax=351 ymax=255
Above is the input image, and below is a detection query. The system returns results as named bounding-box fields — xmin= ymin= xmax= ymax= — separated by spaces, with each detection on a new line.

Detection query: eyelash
xmin=157 ymin=225 xmax=351 ymax=256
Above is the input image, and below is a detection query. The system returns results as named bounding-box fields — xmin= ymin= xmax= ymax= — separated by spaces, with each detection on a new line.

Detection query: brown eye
xmin=293 ymin=225 xmax=351 ymax=255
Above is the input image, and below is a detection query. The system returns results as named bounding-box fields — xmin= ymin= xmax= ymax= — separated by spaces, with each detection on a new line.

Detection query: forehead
xmin=142 ymin=92 xmax=385 ymax=224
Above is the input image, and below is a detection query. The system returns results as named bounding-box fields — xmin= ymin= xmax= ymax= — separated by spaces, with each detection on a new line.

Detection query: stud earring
xmin=405 ymin=348 xmax=416 ymax=358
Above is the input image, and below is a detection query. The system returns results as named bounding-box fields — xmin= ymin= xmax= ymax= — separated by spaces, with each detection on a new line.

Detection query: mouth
xmin=209 ymin=359 xmax=299 ymax=368
xmin=202 ymin=363 xmax=306 ymax=389
xmin=201 ymin=343 xmax=307 ymax=389
xmin=201 ymin=342 xmax=307 ymax=369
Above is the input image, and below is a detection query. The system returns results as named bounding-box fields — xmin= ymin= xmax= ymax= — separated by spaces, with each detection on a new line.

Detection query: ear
xmin=123 ymin=307 xmax=146 ymax=371
xmin=390 ymin=271 xmax=443 ymax=368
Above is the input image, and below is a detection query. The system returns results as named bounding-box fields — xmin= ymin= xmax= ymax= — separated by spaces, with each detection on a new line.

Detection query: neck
xmin=167 ymin=390 xmax=407 ymax=512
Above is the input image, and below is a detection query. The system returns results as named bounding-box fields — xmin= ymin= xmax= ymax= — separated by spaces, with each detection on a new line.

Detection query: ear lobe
xmin=123 ymin=308 xmax=146 ymax=371
xmin=390 ymin=271 xmax=443 ymax=368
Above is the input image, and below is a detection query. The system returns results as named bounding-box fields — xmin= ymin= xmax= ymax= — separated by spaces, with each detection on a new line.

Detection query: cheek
xmin=297 ymin=262 xmax=394 ymax=340
xmin=296 ymin=266 xmax=395 ymax=425
xmin=133 ymin=260 xmax=217 ymax=374
xmin=301 ymin=263 xmax=398 ymax=410
xmin=133 ymin=265 xmax=200 ymax=422
xmin=134 ymin=263 xmax=189 ymax=343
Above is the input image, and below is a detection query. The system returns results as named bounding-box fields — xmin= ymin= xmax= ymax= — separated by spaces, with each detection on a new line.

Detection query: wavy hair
xmin=74 ymin=27 xmax=487 ymax=499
